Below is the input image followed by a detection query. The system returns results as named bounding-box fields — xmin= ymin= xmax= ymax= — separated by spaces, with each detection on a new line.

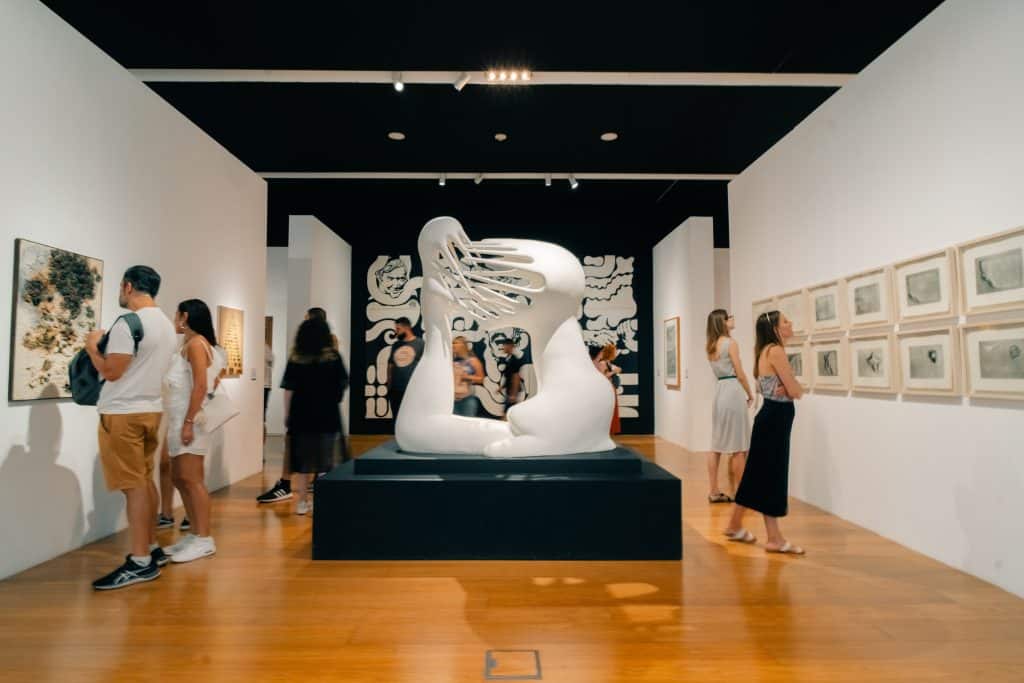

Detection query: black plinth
xmin=312 ymin=440 xmax=682 ymax=561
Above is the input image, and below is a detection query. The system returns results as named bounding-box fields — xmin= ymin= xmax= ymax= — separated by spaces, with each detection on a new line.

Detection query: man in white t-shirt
xmin=85 ymin=265 xmax=178 ymax=590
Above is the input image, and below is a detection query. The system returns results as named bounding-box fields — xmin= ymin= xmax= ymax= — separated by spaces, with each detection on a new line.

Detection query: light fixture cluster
xmin=432 ymin=173 xmax=579 ymax=190
xmin=486 ymin=68 xmax=532 ymax=83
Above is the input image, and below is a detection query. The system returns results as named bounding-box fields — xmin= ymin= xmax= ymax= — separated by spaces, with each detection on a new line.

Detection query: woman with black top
xmin=281 ymin=317 xmax=349 ymax=516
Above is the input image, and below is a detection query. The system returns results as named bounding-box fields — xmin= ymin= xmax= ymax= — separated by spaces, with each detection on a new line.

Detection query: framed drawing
xmin=751 ymin=297 xmax=775 ymax=328
xmin=957 ymin=226 xmax=1024 ymax=315
xmin=844 ymin=267 xmax=893 ymax=328
xmin=811 ymin=338 xmax=849 ymax=391
xmin=897 ymin=326 xmax=959 ymax=397
xmin=663 ymin=316 xmax=680 ymax=388
xmin=9 ymin=239 xmax=103 ymax=401
xmin=849 ymin=332 xmax=897 ymax=394
xmin=784 ymin=342 xmax=810 ymax=389
xmin=217 ymin=305 xmax=245 ymax=378
xmin=893 ymin=249 xmax=958 ymax=322
xmin=776 ymin=289 xmax=808 ymax=337
xmin=808 ymin=281 xmax=843 ymax=333
xmin=961 ymin=319 xmax=1024 ymax=400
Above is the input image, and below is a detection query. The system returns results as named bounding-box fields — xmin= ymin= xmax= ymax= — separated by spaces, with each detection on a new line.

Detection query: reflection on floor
xmin=1 ymin=435 xmax=1022 ymax=681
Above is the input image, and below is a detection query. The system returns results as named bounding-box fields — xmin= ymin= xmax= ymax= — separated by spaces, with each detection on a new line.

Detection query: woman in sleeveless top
xmin=452 ymin=336 xmax=484 ymax=417
xmin=724 ymin=310 xmax=806 ymax=555
xmin=705 ymin=309 xmax=754 ymax=503
xmin=162 ymin=299 xmax=226 ymax=563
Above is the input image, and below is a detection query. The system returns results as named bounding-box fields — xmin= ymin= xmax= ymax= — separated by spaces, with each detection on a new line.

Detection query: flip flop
xmin=766 ymin=542 xmax=805 ymax=555
xmin=724 ymin=529 xmax=756 ymax=544
xmin=708 ymin=492 xmax=733 ymax=503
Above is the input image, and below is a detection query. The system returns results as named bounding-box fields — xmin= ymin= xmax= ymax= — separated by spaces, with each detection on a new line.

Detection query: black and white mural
xmin=362 ymin=253 xmax=639 ymax=423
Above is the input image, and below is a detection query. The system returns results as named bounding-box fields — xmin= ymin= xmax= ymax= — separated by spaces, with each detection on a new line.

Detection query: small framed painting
xmin=808 ymin=281 xmax=843 ymax=333
xmin=663 ymin=316 xmax=680 ymax=389
xmin=849 ymin=332 xmax=897 ymax=394
xmin=957 ymin=226 xmax=1024 ymax=315
xmin=217 ymin=305 xmax=245 ymax=378
xmin=751 ymin=297 xmax=775 ymax=329
xmin=776 ymin=289 xmax=808 ymax=337
xmin=784 ymin=343 xmax=810 ymax=389
xmin=844 ymin=267 xmax=893 ymax=328
xmin=893 ymin=249 xmax=958 ymax=323
xmin=811 ymin=338 xmax=849 ymax=391
xmin=897 ymin=326 xmax=959 ymax=397
xmin=961 ymin=320 xmax=1024 ymax=400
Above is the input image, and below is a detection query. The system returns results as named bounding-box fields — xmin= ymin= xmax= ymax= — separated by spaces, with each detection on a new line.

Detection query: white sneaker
xmin=296 ymin=500 xmax=311 ymax=516
xmin=170 ymin=536 xmax=216 ymax=563
xmin=163 ymin=533 xmax=196 ymax=556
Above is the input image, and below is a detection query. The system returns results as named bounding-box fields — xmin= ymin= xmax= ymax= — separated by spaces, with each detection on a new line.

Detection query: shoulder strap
xmin=108 ymin=313 xmax=144 ymax=355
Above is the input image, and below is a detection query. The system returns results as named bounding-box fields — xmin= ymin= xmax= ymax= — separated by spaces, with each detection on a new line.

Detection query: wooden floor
xmin=1 ymin=436 xmax=1022 ymax=682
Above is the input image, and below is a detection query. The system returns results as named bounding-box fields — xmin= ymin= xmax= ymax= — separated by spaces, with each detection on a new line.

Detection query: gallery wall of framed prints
xmin=745 ymin=223 xmax=1024 ymax=402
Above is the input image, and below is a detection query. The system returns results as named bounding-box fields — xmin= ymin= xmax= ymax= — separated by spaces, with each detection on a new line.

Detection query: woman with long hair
xmin=452 ymin=336 xmax=484 ymax=417
xmin=281 ymin=317 xmax=348 ymax=515
xmin=705 ymin=309 xmax=754 ymax=503
xmin=724 ymin=310 xmax=806 ymax=555
xmin=161 ymin=299 xmax=225 ymax=563
xmin=599 ymin=343 xmax=623 ymax=435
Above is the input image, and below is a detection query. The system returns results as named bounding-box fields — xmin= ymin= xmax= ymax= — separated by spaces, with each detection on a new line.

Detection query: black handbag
xmin=69 ymin=313 xmax=144 ymax=405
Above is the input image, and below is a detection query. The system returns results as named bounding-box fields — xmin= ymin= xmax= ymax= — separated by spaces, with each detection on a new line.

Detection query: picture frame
xmin=784 ymin=342 xmax=810 ymax=389
xmin=810 ymin=337 xmax=849 ymax=391
xmin=217 ymin=305 xmax=245 ymax=379
xmin=896 ymin=326 xmax=960 ymax=397
xmin=9 ymin=238 xmax=104 ymax=401
xmin=808 ymin=281 xmax=844 ymax=333
xmin=663 ymin=316 xmax=680 ymax=389
xmin=751 ymin=297 xmax=775 ymax=328
xmin=844 ymin=267 xmax=894 ymax=328
xmin=776 ymin=289 xmax=809 ymax=337
xmin=960 ymin=319 xmax=1024 ymax=400
xmin=956 ymin=225 xmax=1024 ymax=315
xmin=849 ymin=332 xmax=897 ymax=394
xmin=893 ymin=248 xmax=959 ymax=323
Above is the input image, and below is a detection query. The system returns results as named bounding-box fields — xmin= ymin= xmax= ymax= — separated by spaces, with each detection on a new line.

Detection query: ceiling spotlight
xmin=439 ymin=173 xmax=446 ymax=187
xmin=521 ymin=70 xmax=531 ymax=81
xmin=393 ymin=71 xmax=404 ymax=92
xmin=488 ymin=70 xmax=497 ymax=81
xmin=600 ymin=132 xmax=619 ymax=142
xmin=454 ymin=72 xmax=471 ymax=91
xmin=474 ymin=173 xmax=484 ymax=185
xmin=544 ymin=174 xmax=552 ymax=187
xmin=494 ymin=132 xmax=508 ymax=142
xmin=499 ymin=71 xmax=508 ymax=81
xmin=387 ymin=131 xmax=405 ymax=141
xmin=510 ymin=71 xmax=518 ymax=81
xmin=568 ymin=174 xmax=579 ymax=190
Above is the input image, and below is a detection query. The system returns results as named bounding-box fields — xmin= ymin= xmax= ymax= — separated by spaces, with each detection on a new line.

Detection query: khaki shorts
xmin=97 ymin=413 xmax=162 ymax=491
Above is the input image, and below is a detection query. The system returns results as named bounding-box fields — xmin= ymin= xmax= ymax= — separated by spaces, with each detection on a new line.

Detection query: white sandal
xmin=725 ymin=529 xmax=756 ymax=544
xmin=766 ymin=541 xmax=805 ymax=555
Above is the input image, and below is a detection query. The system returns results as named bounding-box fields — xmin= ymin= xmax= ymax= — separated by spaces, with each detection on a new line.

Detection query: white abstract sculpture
xmin=395 ymin=216 xmax=616 ymax=457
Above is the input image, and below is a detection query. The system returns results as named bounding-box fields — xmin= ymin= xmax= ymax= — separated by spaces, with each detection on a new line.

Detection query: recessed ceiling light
xmin=600 ymin=132 xmax=619 ymax=142
xmin=488 ymin=70 xmax=497 ymax=81
xmin=494 ymin=132 xmax=508 ymax=142
xmin=568 ymin=174 xmax=579 ymax=190
xmin=387 ymin=131 xmax=406 ymax=141
xmin=392 ymin=71 xmax=404 ymax=92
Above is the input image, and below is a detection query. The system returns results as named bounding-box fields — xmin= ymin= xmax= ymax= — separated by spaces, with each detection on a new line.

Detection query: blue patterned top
xmin=758 ymin=374 xmax=793 ymax=403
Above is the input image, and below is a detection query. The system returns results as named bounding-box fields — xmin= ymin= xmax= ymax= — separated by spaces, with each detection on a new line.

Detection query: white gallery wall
xmin=653 ymin=217 xmax=719 ymax=451
xmin=728 ymin=0 xmax=1024 ymax=596
xmin=265 ymin=247 xmax=289 ymax=435
xmin=0 ymin=0 xmax=267 ymax=579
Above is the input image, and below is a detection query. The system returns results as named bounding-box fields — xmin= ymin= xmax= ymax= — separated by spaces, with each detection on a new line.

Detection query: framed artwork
xmin=897 ymin=326 xmax=959 ymax=397
xmin=663 ymin=316 xmax=680 ymax=388
xmin=849 ymin=332 xmax=897 ymax=394
xmin=784 ymin=342 xmax=810 ymax=389
xmin=961 ymin=320 xmax=1024 ymax=400
xmin=776 ymin=290 xmax=808 ymax=337
xmin=808 ymin=282 xmax=843 ymax=333
xmin=957 ymin=226 xmax=1024 ymax=315
xmin=751 ymin=297 xmax=775 ymax=328
xmin=264 ymin=316 xmax=273 ymax=349
xmin=9 ymin=239 xmax=103 ymax=401
xmin=893 ymin=249 xmax=958 ymax=323
xmin=217 ymin=306 xmax=245 ymax=378
xmin=845 ymin=267 xmax=893 ymax=328
xmin=811 ymin=338 xmax=849 ymax=391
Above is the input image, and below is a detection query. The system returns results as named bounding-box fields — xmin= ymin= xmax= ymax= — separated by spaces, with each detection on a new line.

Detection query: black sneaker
xmin=156 ymin=514 xmax=175 ymax=529
xmin=151 ymin=547 xmax=170 ymax=567
xmin=92 ymin=555 xmax=160 ymax=591
xmin=256 ymin=479 xmax=292 ymax=504
xmin=180 ymin=517 xmax=191 ymax=531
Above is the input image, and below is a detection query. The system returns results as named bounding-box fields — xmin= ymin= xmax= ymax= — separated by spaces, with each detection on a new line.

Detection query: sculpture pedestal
xmin=312 ymin=440 xmax=682 ymax=561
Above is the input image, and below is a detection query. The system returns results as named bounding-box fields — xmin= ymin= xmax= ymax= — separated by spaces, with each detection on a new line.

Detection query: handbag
xmin=69 ymin=313 xmax=144 ymax=406
xmin=195 ymin=381 xmax=240 ymax=432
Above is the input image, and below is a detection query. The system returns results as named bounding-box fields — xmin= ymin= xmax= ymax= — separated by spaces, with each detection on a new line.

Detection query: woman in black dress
xmin=723 ymin=310 xmax=805 ymax=555
xmin=282 ymin=317 xmax=348 ymax=516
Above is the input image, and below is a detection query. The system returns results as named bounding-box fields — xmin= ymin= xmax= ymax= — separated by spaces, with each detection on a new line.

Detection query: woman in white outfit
xmin=162 ymin=299 xmax=225 ymax=563
xmin=706 ymin=309 xmax=754 ymax=503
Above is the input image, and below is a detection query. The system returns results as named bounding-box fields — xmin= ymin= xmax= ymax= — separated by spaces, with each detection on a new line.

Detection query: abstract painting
xmin=958 ymin=226 xmax=1024 ymax=314
xmin=894 ymin=249 xmax=957 ymax=322
xmin=217 ymin=306 xmax=244 ymax=378
xmin=962 ymin=321 xmax=1024 ymax=400
xmin=808 ymin=282 xmax=842 ymax=332
xmin=845 ymin=268 xmax=892 ymax=327
xmin=664 ymin=316 xmax=680 ymax=389
xmin=811 ymin=339 xmax=848 ymax=390
xmin=898 ymin=327 xmax=958 ymax=396
xmin=849 ymin=334 xmax=896 ymax=393
xmin=784 ymin=343 xmax=809 ymax=388
xmin=9 ymin=239 xmax=103 ymax=401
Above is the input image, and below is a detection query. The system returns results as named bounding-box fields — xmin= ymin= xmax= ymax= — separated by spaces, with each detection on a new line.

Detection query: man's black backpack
xmin=69 ymin=313 xmax=144 ymax=406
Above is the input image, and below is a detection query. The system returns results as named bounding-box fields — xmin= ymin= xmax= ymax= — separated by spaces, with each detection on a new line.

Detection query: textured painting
xmin=962 ymin=321 xmax=1024 ymax=399
xmin=906 ymin=269 xmax=942 ymax=307
xmin=815 ymin=293 xmax=836 ymax=323
xmin=898 ymin=327 xmax=958 ymax=396
xmin=857 ymin=348 xmax=885 ymax=377
xmin=975 ymin=248 xmax=1023 ymax=295
xmin=809 ymin=283 xmax=842 ymax=332
xmin=895 ymin=250 xmax=957 ymax=322
xmin=854 ymin=283 xmax=882 ymax=316
xmin=664 ymin=316 xmax=679 ymax=388
xmin=787 ymin=351 xmax=803 ymax=377
xmin=9 ymin=239 xmax=103 ymax=401
xmin=846 ymin=269 xmax=891 ymax=326
xmin=959 ymin=227 xmax=1024 ymax=314
xmin=785 ymin=343 xmax=809 ymax=388
xmin=978 ymin=339 xmax=1024 ymax=379
xmin=777 ymin=290 xmax=807 ymax=336
xmin=909 ymin=344 xmax=945 ymax=379
xmin=217 ymin=306 xmax=244 ymax=378
xmin=817 ymin=349 xmax=839 ymax=377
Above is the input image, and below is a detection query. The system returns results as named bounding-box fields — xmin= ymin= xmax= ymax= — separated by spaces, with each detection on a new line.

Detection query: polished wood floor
xmin=1 ymin=435 xmax=1022 ymax=682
